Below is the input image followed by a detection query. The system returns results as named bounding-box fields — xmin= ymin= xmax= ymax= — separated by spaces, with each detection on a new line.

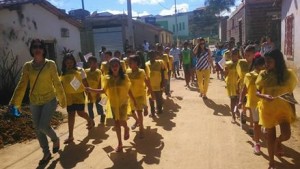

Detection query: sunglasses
xmin=32 ymin=45 xmax=43 ymax=49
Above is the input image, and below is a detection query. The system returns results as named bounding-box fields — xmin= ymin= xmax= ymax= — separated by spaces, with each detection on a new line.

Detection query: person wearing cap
xmin=86 ymin=57 xmax=136 ymax=152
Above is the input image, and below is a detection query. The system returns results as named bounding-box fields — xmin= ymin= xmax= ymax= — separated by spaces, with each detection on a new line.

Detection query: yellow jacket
xmin=10 ymin=59 xmax=66 ymax=108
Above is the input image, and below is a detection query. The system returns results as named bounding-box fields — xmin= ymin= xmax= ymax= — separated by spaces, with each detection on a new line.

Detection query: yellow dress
xmin=244 ymin=71 xmax=259 ymax=108
xmin=236 ymin=59 xmax=250 ymax=90
xmin=225 ymin=61 xmax=239 ymax=97
xmin=9 ymin=59 xmax=66 ymax=108
xmin=103 ymin=74 xmax=131 ymax=120
xmin=256 ymin=69 xmax=298 ymax=128
xmin=85 ymin=68 xmax=102 ymax=103
xmin=145 ymin=60 xmax=164 ymax=91
xmin=60 ymin=69 xmax=86 ymax=106
xmin=127 ymin=68 xmax=147 ymax=111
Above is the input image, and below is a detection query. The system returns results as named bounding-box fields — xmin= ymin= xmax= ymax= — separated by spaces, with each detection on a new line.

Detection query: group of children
xmin=60 ymin=43 xmax=175 ymax=152
xmin=221 ymin=44 xmax=297 ymax=169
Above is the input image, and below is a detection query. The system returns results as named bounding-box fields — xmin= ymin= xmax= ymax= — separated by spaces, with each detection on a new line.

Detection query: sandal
xmin=124 ymin=127 xmax=130 ymax=140
xmin=38 ymin=153 xmax=51 ymax=166
xmin=52 ymin=138 xmax=60 ymax=154
xmin=115 ymin=145 xmax=123 ymax=152
xmin=63 ymin=137 xmax=74 ymax=144
xmin=131 ymin=122 xmax=139 ymax=130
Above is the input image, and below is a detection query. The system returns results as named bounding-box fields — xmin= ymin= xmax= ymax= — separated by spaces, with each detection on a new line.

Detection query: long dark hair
xmin=197 ymin=37 xmax=208 ymax=54
xmin=108 ymin=58 xmax=125 ymax=79
xmin=29 ymin=39 xmax=47 ymax=58
xmin=61 ymin=53 xmax=77 ymax=75
xmin=249 ymin=54 xmax=265 ymax=71
xmin=264 ymin=49 xmax=287 ymax=85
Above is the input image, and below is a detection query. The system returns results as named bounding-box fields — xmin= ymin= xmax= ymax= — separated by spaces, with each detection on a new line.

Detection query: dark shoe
xmin=38 ymin=153 xmax=51 ymax=166
xmin=52 ymin=138 xmax=60 ymax=154
xmin=100 ymin=115 xmax=106 ymax=123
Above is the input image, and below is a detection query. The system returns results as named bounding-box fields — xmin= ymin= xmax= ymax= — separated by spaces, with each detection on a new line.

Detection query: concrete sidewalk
xmin=1 ymin=73 xmax=300 ymax=169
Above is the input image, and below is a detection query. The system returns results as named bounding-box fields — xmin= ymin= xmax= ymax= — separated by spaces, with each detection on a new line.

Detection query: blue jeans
xmin=173 ymin=61 xmax=180 ymax=75
xmin=30 ymin=98 xmax=58 ymax=154
xmin=87 ymin=102 xmax=104 ymax=120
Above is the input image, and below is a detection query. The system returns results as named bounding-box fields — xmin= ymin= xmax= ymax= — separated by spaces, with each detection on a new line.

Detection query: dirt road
xmin=1 ymin=72 xmax=300 ymax=169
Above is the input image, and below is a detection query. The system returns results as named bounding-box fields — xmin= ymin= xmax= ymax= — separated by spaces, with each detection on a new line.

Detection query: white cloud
xmin=100 ymin=10 xmax=150 ymax=17
xmin=119 ymin=0 xmax=165 ymax=5
xmin=159 ymin=3 xmax=189 ymax=16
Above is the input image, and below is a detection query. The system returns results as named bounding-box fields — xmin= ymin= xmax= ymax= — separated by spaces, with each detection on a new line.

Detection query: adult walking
xmin=193 ymin=37 xmax=215 ymax=99
xmin=9 ymin=39 xmax=66 ymax=165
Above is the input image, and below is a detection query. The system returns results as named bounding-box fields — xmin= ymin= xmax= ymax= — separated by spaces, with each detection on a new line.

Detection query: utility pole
xmin=174 ymin=0 xmax=178 ymax=46
xmin=127 ymin=0 xmax=135 ymax=50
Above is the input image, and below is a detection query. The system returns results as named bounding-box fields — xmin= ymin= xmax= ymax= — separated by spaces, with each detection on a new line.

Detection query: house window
xmin=61 ymin=28 xmax=69 ymax=37
xmin=284 ymin=14 xmax=294 ymax=60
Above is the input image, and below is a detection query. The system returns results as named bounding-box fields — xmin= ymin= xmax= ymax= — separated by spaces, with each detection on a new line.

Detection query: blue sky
xmin=47 ymin=0 xmax=236 ymax=16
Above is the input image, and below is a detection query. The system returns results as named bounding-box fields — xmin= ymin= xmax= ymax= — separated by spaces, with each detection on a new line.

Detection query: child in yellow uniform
xmin=156 ymin=44 xmax=170 ymax=96
xmin=165 ymin=47 xmax=173 ymax=96
xmin=224 ymin=48 xmax=240 ymax=123
xmin=87 ymin=58 xmax=136 ymax=152
xmin=101 ymin=51 xmax=127 ymax=75
xmin=256 ymin=49 xmax=297 ymax=169
xmin=237 ymin=45 xmax=255 ymax=124
xmin=60 ymin=53 xmax=94 ymax=144
xmin=127 ymin=55 xmax=153 ymax=138
xmin=239 ymin=54 xmax=265 ymax=155
xmin=145 ymin=50 xmax=166 ymax=116
xmin=85 ymin=56 xmax=105 ymax=124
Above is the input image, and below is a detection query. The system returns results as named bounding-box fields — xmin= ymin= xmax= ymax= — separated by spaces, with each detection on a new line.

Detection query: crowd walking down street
xmin=1 ymin=37 xmax=300 ymax=169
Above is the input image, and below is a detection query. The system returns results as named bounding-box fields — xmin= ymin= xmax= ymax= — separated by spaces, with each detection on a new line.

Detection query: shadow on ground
xmin=203 ymin=98 xmax=231 ymax=116
xmin=56 ymin=126 xmax=110 ymax=168
xmin=152 ymin=97 xmax=181 ymax=131
xmin=103 ymin=127 xmax=164 ymax=169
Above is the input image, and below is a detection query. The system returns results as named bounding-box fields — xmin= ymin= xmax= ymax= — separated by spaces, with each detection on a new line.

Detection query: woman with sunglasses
xmin=193 ymin=37 xmax=215 ymax=99
xmin=9 ymin=39 xmax=66 ymax=165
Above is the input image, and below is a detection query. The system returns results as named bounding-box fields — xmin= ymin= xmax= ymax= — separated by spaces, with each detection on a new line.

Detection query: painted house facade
xmin=227 ymin=0 xmax=281 ymax=47
xmin=0 ymin=0 xmax=82 ymax=68
xmin=280 ymin=0 xmax=300 ymax=81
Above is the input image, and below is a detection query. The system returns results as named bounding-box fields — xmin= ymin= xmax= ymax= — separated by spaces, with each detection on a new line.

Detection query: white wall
xmin=156 ymin=14 xmax=189 ymax=37
xmin=281 ymin=0 xmax=300 ymax=82
xmin=0 ymin=3 xmax=81 ymax=69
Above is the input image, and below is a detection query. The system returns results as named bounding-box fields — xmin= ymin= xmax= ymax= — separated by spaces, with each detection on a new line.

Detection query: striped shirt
xmin=196 ymin=50 xmax=210 ymax=70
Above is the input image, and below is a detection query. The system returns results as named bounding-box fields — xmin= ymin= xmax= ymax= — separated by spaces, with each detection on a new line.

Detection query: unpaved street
xmin=1 ymin=72 xmax=300 ymax=169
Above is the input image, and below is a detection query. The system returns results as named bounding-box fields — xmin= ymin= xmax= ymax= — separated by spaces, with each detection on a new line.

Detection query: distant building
xmin=227 ymin=0 xmax=281 ymax=46
xmin=81 ymin=13 xmax=173 ymax=58
xmin=0 ymin=0 xmax=82 ymax=69
xmin=280 ymin=0 xmax=300 ymax=81
xmin=219 ymin=16 xmax=228 ymax=42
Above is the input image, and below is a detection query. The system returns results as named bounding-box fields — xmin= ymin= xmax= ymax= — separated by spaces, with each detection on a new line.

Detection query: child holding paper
xmin=85 ymin=56 xmax=105 ymax=125
xmin=61 ymin=53 xmax=94 ymax=144
xmin=86 ymin=58 xmax=137 ymax=152
xmin=256 ymin=49 xmax=297 ymax=169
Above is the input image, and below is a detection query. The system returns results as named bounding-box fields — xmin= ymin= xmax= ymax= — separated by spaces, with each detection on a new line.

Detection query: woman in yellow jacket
xmin=9 ymin=39 xmax=66 ymax=165
xmin=86 ymin=58 xmax=136 ymax=152
xmin=256 ymin=49 xmax=297 ymax=169
xmin=60 ymin=53 xmax=94 ymax=144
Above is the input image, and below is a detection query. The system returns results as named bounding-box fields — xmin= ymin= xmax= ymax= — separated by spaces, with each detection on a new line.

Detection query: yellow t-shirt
xmin=168 ymin=55 xmax=174 ymax=71
xmin=60 ymin=68 xmax=86 ymax=105
xmin=244 ymin=71 xmax=259 ymax=108
xmin=160 ymin=54 xmax=170 ymax=71
xmin=85 ymin=68 xmax=102 ymax=103
xmin=103 ymin=74 xmax=131 ymax=120
xmin=9 ymin=59 xmax=66 ymax=107
xmin=256 ymin=69 xmax=298 ymax=128
xmin=236 ymin=59 xmax=250 ymax=89
xmin=145 ymin=60 xmax=164 ymax=91
xmin=225 ymin=61 xmax=239 ymax=97
xmin=126 ymin=68 xmax=147 ymax=110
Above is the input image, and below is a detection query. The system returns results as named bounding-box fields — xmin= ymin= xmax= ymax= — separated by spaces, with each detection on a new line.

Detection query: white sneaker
xmin=253 ymin=144 xmax=261 ymax=155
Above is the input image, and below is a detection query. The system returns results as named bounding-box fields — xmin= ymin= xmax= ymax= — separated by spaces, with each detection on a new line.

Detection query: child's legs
xmin=87 ymin=103 xmax=94 ymax=119
xmin=149 ymin=98 xmax=155 ymax=114
xmin=251 ymin=108 xmax=261 ymax=143
xmin=67 ymin=110 xmax=76 ymax=139
xmin=230 ymin=96 xmax=238 ymax=119
xmin=114 ymin=120 xmax=122 ymax=146
xmin=202 ymin=69 xmax=211 ymax=95
xmin=95 ymin=102 xmax=104 ymax=116
xmin=266 ymin=127 xmax=276 ymax=166
xmin=275 ymin=122 xmax=291 ymax=152
xmin=155 ymin=91 xmax=163 ymax=113
xmin=137 ymin=110 xmax=144 ymax=132
xmin=131 ymin=110 xmax=138 ymax=123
